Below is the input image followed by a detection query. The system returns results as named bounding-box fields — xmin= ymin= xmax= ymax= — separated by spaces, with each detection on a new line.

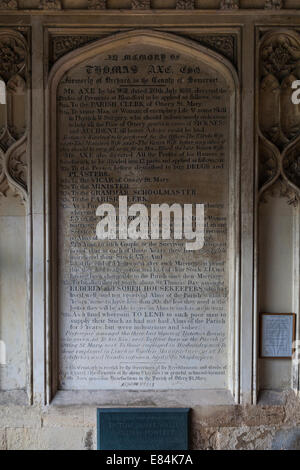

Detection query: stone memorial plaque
xmin=55 ymin=33 xmax=236 ymax=391
xmin=97 ymin=408 xmax=189 ymax=450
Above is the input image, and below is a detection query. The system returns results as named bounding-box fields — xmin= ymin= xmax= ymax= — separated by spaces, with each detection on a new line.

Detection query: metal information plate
xmin=97 ymin=408 xmax=190 ymax=450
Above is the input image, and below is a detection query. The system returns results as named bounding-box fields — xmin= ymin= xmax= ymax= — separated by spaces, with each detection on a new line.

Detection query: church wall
xmin=0 ymin=4 xmax=300 ymax=450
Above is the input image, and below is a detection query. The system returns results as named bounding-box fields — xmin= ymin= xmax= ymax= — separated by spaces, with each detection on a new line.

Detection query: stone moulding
xmin=0 ymin=0 xmax=18 ymax=9
xmin=49 ymin=32 xmax=236 ymax=67
xmin=131 ymin=0 xmax=151 ymax=9
xmin=264 ymin=0 xmax=283 ymax=9
xmin=195 ymin=35 xmax=236 ymax=65
xmin=220 ymin=0 xmax=239 ymax=9
xmin=176 ymin=0 xmax=195 ymax=9
xmin=39 ymin=0 xmax=62 ymax=9
xmin=87 ymin=0 xmax=106 ymax=9
xmin=0 ymin=0 xmax=296 ymax=9
xmin=50 ymin=35 xmax=107 ymax=64
xmin=258 ymin=137 xmax=280 ymax=189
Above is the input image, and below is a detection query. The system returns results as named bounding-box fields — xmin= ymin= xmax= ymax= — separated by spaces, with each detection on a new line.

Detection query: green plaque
xmin=97 ymin=408 xmax=190 ymax=450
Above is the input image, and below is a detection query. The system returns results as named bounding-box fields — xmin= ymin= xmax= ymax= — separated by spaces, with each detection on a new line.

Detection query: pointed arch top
xmin=46 ymin=28 xmax=241 ymax=403
xmin=48 ymin=30 xmax=239 ymax=96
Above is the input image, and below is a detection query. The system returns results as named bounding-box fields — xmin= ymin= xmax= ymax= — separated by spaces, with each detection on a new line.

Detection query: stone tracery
xmin=259 ymin=30 xmax=300 ymax=205
xmin=0 ymin=30 xmax=28 ymax=202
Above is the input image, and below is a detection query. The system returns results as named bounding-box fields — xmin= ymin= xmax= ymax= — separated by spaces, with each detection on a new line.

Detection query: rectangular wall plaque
xmin=260 ymin=313 xmax=296 ymax=359
xmin=97 ymin=408 xmax=190 ymax=450
xmin=54 ymin=32 xmax=237 ymax=393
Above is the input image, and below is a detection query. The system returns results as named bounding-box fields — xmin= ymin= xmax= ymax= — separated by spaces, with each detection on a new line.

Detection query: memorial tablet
xmin=260 ymin=313 xmax=296 ymax=358
xmin=97 ymin=408 xmax=190 ymax=450
xmin=54 ymin=33 xmax=237 ymax=392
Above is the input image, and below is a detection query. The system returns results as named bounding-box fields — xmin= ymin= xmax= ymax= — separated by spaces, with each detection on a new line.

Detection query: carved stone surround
xmin=259 ymin=30 xmax=300 ymax=206
xmin=0 ymin=30 xmax=28 ymax=203
xmin=46 ymin=29 xmax=240 ymax=406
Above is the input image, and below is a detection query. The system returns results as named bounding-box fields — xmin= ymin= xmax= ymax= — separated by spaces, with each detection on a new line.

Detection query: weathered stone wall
xmin=1 ymin=392 xmax=300 ymax=449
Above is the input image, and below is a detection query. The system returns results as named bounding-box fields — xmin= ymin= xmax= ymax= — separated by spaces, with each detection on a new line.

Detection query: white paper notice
xmin=261 ymin=315 xmax=295 ymax=358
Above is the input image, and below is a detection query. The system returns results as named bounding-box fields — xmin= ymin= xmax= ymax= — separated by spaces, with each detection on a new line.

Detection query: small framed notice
xmin=260 ymin=313 xmax=296 ymax=359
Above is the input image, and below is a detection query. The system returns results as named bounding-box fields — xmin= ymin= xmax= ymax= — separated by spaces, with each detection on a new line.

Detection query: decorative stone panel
xmin=259 ymin=30 xmax=300 ymax=205
xmin=0 ymin=30 xmax=28 ymax=203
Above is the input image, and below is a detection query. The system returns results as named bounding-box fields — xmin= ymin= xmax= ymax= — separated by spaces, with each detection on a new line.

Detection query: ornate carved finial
xmin=176 ymin=0 xmax=195 ymax=9
xmin=88 ymin=0 xmax=106 ymax=9
xmin=264 ymin=0 xmax=283 ymax=9
xmin=131 ymin=0 xmax=151 ymax=9
xmin=39 ymin=0 xmax=62 ymax=10
xmin=0 ymin=0 xmax=18 ymax=9
xmin=220 ymin=0 xmax=239 ymax=9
